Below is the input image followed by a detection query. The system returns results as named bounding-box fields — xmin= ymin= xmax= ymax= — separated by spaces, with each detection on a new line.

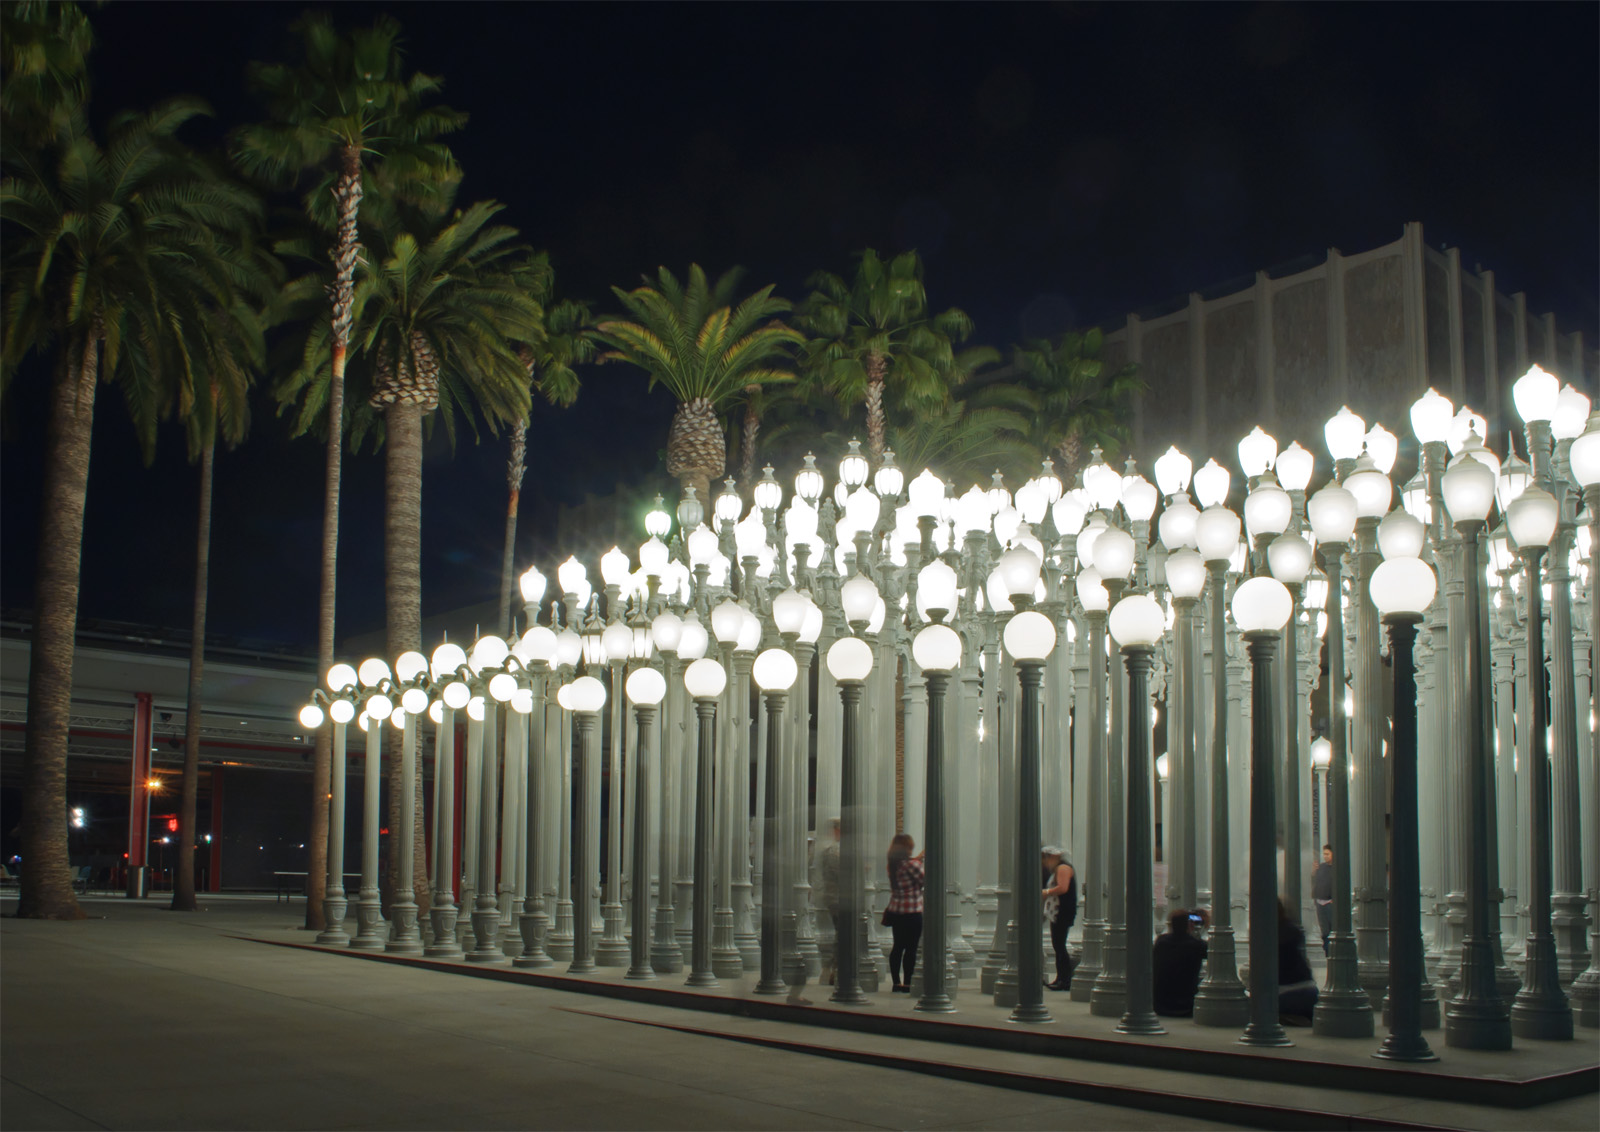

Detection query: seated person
xmin=1152 ymin=909 xmax=1208 ymax=1017
xmin=1278 ymin=899 xmax=1320 ymax=1025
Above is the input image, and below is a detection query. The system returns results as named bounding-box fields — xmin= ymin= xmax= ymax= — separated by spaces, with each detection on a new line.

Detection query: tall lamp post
xmin=1108 ymin=592 xmax=1168 ymax=1035
xmin=913 ymin=613 xmax=962 ymax=1014
xmin=827 ymin=633 xmax=875 ymax=1005
xmin=1568 ymin=414 xmax=1600 ymax=1029
xmin=1370 ymin=549 xmax=1440 ymax=1062
xmin=683 ymin=658 xmax=726 ymax=987
xmin=624 ymin=666 xmax=666 ymax=980
xmin=752 ymin=647 xmax=798 ymax=995
xmin=1003 ymin=602 xmax=1055 ymax=1025
xmin=566 ymin=675 xmax=607 ymax=973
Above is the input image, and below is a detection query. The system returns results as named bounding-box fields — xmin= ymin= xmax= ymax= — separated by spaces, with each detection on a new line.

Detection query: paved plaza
xmin=2 ymin=895 xmax=1596 ymax=1131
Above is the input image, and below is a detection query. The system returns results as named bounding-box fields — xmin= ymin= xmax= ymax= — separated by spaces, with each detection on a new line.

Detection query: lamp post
xmin=1004 ymin=607 xmax=1056 ymax=1024
xmin=566 ymin=675 xmax=607 ymax=973
xmin=1165 ymin=544 xmax=1206 ymax=917
xmin=1090 ymin=523 xmax=1136 ymax=1019
xmin=1071 ymin=567 xmax=1109 ymax=1003
xmin=1370 ymin=553 xmax=1440 ymax=1062
xmin=348 ymin=685 xmax=387 ymax=951
xmin=1568 ymin=414 xmax=1600 ymax=1029
xmin=828 ymin=625 xmax=875 ymax=1005
xmin=649 ymin=613 xmax=687 ymax=974
xmin=1504 ymin=486 xmax=1574 ymax=1041
xmin=913 ymin=618 xmax=962 ymax=1013
xmin=426 ymin=647 xmax=469 ymax=959
xmin=1108 ymin=592 xmax=1168 ymax=1035
xmin=683 ymin=658 xmax=726 ymax=987
xmin=1440 ymin=452 xmax=1511 ymax=1049
xmin=1310 ymin=737 xmax=1330 ymax=858
xmin=308 ymin=671 xmax=353 ymax=947
xmin=1268 ymin=531 xmax=1314 ymax=935
xmin=466 ymin=636 xmax=510 ymax=962
xmin=624 ymin=666 xmax=666 ymax=980
xmin=1232 ymin=576 xmax=1294 ymax=1047
xmin=514 ymin=631 xmax=556 ymax=968
xmin=752 ymin=648 xmax=798 ymax=995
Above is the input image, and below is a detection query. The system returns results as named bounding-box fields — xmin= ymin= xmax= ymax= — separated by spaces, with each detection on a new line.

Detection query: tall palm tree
xmin=797 ymin=249 xmax=975 ymax=465
xmin=498 ymin=294 xmax=593 ymax=636
xmin=1 ymin=0 xmax=91 ymax=150
xmin=232 ymin=11 xmax=464 ymax=928
xmin=961 ymin=328 xmax=1143 ymax=478
xmin=597 ymin=264 xmax=800 ymax=505
xmin=2 ymin=95 xmax=263 ymax=919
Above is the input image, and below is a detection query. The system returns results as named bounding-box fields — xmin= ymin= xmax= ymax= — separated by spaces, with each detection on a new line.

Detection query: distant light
xmin=160 ymin=837 xmax=170 ymax=844
xmin=203 ymin=834 xmax=212 ymax=844
xmin=70 ymin=807 xmax=86 ymax=829
xmin=147 ymin=778 xmax=162 ymax=792
xmin=239 ymin=720 xmax=247 ymax=726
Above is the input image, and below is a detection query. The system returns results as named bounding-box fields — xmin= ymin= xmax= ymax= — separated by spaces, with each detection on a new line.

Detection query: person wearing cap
xmin=1041 ymin=846 xmax=1076 ymax=990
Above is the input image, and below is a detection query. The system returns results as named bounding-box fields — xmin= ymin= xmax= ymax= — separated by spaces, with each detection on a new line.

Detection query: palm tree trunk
xmin=740 ymin=397 xmax=760 ymax=486
xmin=383 ymin=400 xmax=430 ymax=914
xmin=496 ymin=422 xmax=526 ymax=637
xmin=171 ymin=435 xmax=214 ymax=912
xmin=306 ymin=147 xmax=364 ymax=931
xmin=18 ymin=333 xmax=96 ymax=920
xmin=865 ymin=352 xmax=888 ymax=465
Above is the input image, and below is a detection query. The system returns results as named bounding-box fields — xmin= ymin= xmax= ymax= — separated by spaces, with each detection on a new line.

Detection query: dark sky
xmin=3 ymin=1 xmax=1596 ymax=652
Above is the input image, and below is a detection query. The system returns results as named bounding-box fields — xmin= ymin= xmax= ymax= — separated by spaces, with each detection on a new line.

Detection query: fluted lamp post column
xmin=513 ymin=629 xmax=557 ymax=968
xmin=467 ymin=637 xmax=512 ymax=962
xmin=426 ymin=647 xmax=470 ymax=959
xmin=1504 ymin=486 xmax=1575 ymax=1041
xmin=565 ymin=674 xmax=608 ymax=973
xmin=827 ymin=633 xmax=875 ymax=1005
xmin=753 ymin=647 xmax=798 ymax=996
xmin=913 ymin=604 xmax=963 ymax=1013
xmin=1003 ymin=596 xmax=1056 ymax=1025
xmin=624 ymin=666 xmax=666 ymax=980
xmin=1567 ymin=413 xmax=1600 ymax=1029
xmin=683 ymin=658 xmax=727 ymax=987
xmin=388 ymin=652 xmax=433 ymax=955
xmin=303 ymin=678 xmax=350 ymax=946
xmin=1440 ymin=452 xmax=1512 ymax=1050
xmin=1108 ymin=592 xmax=1169 ymax=1035
xmin=1370 ymin=549 xmax=1440 ymax=1062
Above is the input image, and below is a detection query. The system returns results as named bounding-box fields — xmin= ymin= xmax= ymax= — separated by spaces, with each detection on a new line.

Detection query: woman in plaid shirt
xmin=884 ymin=833 xmax=925 ymax=992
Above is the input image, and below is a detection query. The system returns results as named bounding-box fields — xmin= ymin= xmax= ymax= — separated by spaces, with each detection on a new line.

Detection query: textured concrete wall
xmin=1204 ymin=300 xmax=1258 ymax=458
xmin=1272 ymin=278 xmax=1330 ymax=451
xmin=1343 ymin=254 xmax=1408 ymax=429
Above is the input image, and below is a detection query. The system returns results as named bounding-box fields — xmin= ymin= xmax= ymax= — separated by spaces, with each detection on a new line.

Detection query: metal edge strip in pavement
xmin=238 ymin=936 xmax=1598 ymax=1110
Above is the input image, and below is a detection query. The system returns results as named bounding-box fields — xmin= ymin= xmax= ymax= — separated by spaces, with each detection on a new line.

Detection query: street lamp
xmin=624 ymin=665 xmax=666 ymax=981
xmin=682 ymin=658 xmax=726 ymax=987
xmin=1108 ymin=592 xmax=1167 ymax=1036
xmin=912 ymin=621 xmax=962 ymax=1013
xmin=1002 ymin=608 xmax=1056 ymax=1024
xmin=1370 ymin=552 xmax=1440 ymax=1062
xmin=752 ymin=647 xmax=798 ymax=996
xmin=1569 ymin=415 xmax=1600 ymax=1029
xmin=1232 ymin=575 xmax=1294 ymax=1047
xmin=1165 ymin=547 xmax=1207 ymax=914
xmin=826 ymin=635 xmax=875 ymax=1005
xmin=566 ymin=674 xmax=607 ymax=973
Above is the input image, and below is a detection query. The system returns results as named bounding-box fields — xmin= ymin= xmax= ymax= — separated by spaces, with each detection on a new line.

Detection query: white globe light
xmin=326 ymin=663 xmax=358 ymax=692
xmin=1193 ymin=459 xmax=1231 ymax=509
xmin=772 ymin=588 xmax=810 ymax=636
xmin=754 ymin=465 xmax=784 ymax=512
xmin=1506 ymin=486 xmax=1560 ymax=550
xmin=794 ymin=453 xmax=825 ymax=502
xmin=511 ymin=688 xmax=534 ymax=715
xmin=1441 ymin=452 xmax=1497 ymax=524
xmin=557 ymin=555 xmax=588 ymax=596
xmin=1376 ymin=509 xmax=1427 ymax=560
xmin=522 ymin=626 xmax=558 ymax=666
xmin=912 ymin=623 xmax=962 ymax=672
xmin=840 ymin=574 xmax=880 ymax=627
xmin=569 ymin=675 xmax=607 ymax=713
xmin=735 ymin=608 xmax=763 ymax=653
xmin=1364 ymin=424 xmax=1398 ymax=475
xmin=442 ymin=680 xmax=470 ymax=710
xmin=651 ymin=612 xmax=684 ymax=655
xmin=554 ymin=684 xmax=575 ymax=712
xmin=1194 ymin=505 xmax=1242 ymax=563
xmin=1156 ymin=753 xmax=1170 ymax=781
xmin=1324 ymin=406 xmax=1367 ymax=461
xmin=1108 ymin=593 xmax=1166 ymax=648
xmin=1243 ymin=480 xmax=1293 ymax=540
xmin=1051 ymin=492 xmax=1087 ymax=537
xmin=358 ymin=658 xmax=390 ymax=688
xmin=998 ymin=545 xmax=1043 ymax=597
xmin=466 ymin=695 xmax=485 ymax=722
xmin=1571 ymin=420 xmax=1600 ymax=487
xmin=1512 ymin=363 xmax=1561 ymax=424
xmin=1090 ymin=525 xmax=1136 ymax=581
xmin=752 ymin=648 xmax=798 ymax=692
xmin=1003 ymin=609 xmax=1057 ymax=661
xmin=916 ymin=560 xmax=959 ymax=620
xmin=1553 ymin=386 xmax=1590 ymax=440
xmin=365 ymin=693 xmax=393 ymax=720
xmin=1267 ymin=532 xmax=1314 ymax=585
xmin=985 ymin=568 xmax=1014 ymax=614
xmin=401 ymin=687 xmax=429 ymax=715
xmin=1275 ymin=441 xmax=1315 ymax=492
xmin=1344 ymin=456 xmax=1393 ymax=519
xmin=1083 ymin=458 xmax=1122 ymax=511
xmin=710 ymin=598 xmax=746 ymax=645
xmin=1157 ymin=494 xmax=1199 ymax=551
xmin=1075 ymin=567 xmax=1110 ymax=612
xmin=356 ymin=711 xmax=371 ymax=733
xmin=469 ymin=636 xmax=509 ymax=674
xmin=683 ymin=657 xmax=727 ymax=700
xmin=907 ymin=469 xmax=945 ymax=518
xmin=329 ymin=699 xmax=356 ymax=724
xmin=1410 ymin=388 xmax=1454 ymax=445
xmin=394 ymin=651 xmax=428 ymax=683
xmin=430 ymin=643 xmax=467 ymax=681
xmin=1370 ymin=557 xmax=1438 ymax=618
xmin=826 ymin=636 xmax=874 ymax=682
xmin=555 ymin=630 xmax=583 ymax=668
xmin=1447 ymin=407 xmax=1489 ymax=456
xmin=519 ymin=564 xmax=548 ymax=604
xmin=389 ymin=705 xmax=407 ymax=728
xmin=1164 ymin=548 xmax=1207 ymax=600
xmin=488 ymin=672 xmax=518 ymax=703
xmin=1237 ymin=426 xmax=1278 ymax=478
xmin=639 ymin=537 xmax=670 ymax=578
xmin=299 ymin=704 xmax=325 ymax=729
xmin=1307 ymin=484 xmax=1359 ymax=545
xmin=868 ymin=596 xmax=887 ymax=634
xmin=1311 ymin=737 xmax=1332 ymax=768
xmin=625 ymin=666 xmax=667 ymax=706
xmin=428 ymin=699 xmax=445 ymax=724
xmin=601 ymin=622 xmax=633 ymax=664
xmin=1231 ymin=576 xmax=1294 ymax=634
xmin=677 ymin=614 xmax=709 ymax=661
xmin=1153 ymin=446 xmax=1193 ymax=496
xmin=1122 ymin=475 xmax=1159 ymax=523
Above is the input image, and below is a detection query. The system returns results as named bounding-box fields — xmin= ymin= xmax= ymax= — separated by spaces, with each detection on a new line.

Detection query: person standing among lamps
xmin=817 ymin=818 xmax=842 ymax=984
xmin=1311 ymin=844 xmax=1335 ymax=956
xmin=1042 ymin=846 xmax=1077 ymax=990
xmin=884 ymin=833 xmax=924 ymax=993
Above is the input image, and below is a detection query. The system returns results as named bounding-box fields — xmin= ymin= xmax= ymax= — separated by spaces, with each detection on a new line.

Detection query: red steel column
xmin=208 ymin=766 xmax=224 ymax=892
xmin=127 ymin=693 xmax=154 ymax=895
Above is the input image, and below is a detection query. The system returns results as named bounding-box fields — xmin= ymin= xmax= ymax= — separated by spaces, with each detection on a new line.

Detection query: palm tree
xmin=885 ymin=401 xmax=1039 ymax=489
xmin=797 ymin=249 xmax=976 ymax=465
xmin=960 ymin=328 xmax=1144 ymax=478
xmin=498 ymin=294 xmax=594 ymax=636
xmin=597 ymin=264 xmax=801 ymax=505
xmin=1 ymin=0 xmax=92 ymax=150
xmin=2 ymin=94 xmax=263 ymax=919
xmin=232 ymin=11 xmax=464 ymax=929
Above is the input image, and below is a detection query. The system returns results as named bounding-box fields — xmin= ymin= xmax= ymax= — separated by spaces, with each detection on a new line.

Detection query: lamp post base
xmin=1239 ymin=1020 xmax=1292 ymax=1047
xmin=1374 ymin=1033 xmax=1438 ymax=1062
xmin=513 ymin=910 xmax=552 ymax=968
xmin=991 ymin=921 xmax=1019 ymax=1009
xmin=425 ymin=904 xmax=464 ymax=959
xmin=712 ymin=906 xmax=744 ymax=979
xmin=1070 ymin=919 xmax=1105 ymax=1003
xmin=385 ymin=901 xmax=424 ymax=955
xmin=349 ymin=897 xmax=386 ymax=950
xmin=1117 ymin=1011 xmax=1166 ymax=1036
xmin=1090 ymin=924 xmax=1128 ymax=1019
xmin=547 ymin=899 xmax=574 ymax=961
xmin=1314 ymin=934 xmax=1375 ymax=1037
xmin=595 ymin=901 xmax=630 ymax=966
xmin=1570 ymin=966 xmax=1600 ymax=1028
xmin=651 ymin=905 xmax=684 ymax=973
xmin=316 ymin=893 xmax=350 ymax=946
xmin=1444 ymin=999 xmax=1513 ymax=1050
xmin=466 ymin=907 xmax=504 ymax=962
xmin=1008 ymin=1002 xmax=1053 ymax=1025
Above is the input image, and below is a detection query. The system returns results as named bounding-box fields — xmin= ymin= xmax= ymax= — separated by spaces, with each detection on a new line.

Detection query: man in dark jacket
xmin=1152 ymin=909 xmax=1208 ymax=1016
xmin=1311 ymin=844 xmax=1334 ymax=955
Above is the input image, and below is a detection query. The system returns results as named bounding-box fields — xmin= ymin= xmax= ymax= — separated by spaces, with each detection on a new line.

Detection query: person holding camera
xmin=1041 ymin=846 xmax=1076 ymax=990
xmin=1152 ymin=908 xmax=1209 ymax=1017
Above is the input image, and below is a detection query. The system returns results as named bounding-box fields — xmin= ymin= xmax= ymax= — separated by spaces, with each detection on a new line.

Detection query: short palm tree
xmin=232 ymin=11 xmax=464 ymax=928
xmin=597 ymin=264 xmax=800 ymax=506
xmin=2 ymin=94 xmax=263 ymax=919
xmin=797 ymin=249 xmax=976 ymax=465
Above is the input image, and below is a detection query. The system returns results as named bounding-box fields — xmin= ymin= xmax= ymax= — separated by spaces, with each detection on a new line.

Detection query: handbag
xmin=880 ymin=909 xmax=891 ymax=926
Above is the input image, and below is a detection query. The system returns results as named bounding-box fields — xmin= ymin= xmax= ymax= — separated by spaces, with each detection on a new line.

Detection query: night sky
xmin=2 ymin=1 xmax=1595 ymax=652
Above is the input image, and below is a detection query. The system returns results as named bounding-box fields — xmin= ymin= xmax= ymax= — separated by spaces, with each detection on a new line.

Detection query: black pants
xmin=1049 ymin=915 xmax=1074 ymax=986
xmin=1315 ymin=901 xmax=1333 ymax=955
xmin=886 ymin=911 xmax=922 ymax=985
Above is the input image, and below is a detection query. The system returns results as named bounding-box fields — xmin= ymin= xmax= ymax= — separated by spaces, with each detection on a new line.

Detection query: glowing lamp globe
xmin=1442 ymin=453 xmax=1497 ymax=524
xmin=557 ymin=555 xmax=588 ymax=596
xmin=1156 ymin=753 xmax=1170 ymax=782
xmin=986 ymin=471 xmax=1011 ymax=514
xmin=677 ymin=614 xmax=709 ymax=661
xmin=1090 ymin=525 xmax=1136 ymax=581
xmin=442 ymin=680 xmax=470 ymax=710
xmin=1193 ymin=459 xmax=1232 ymax=509
xmin=327 ymin=663 xmax=358 ymax=693
xmin=1344 ymin=455 xmax=1393 ymax=519
xmin=1083 ymin=458 xmax=1122 ymax=512
xmin=1410 ymin=388 xmax=1454 ymax=445
xmin=625 ymin=666 xmax=667 ymax=707
xmin=1076 ymin=512 xmax=1107 ymax=565
xmin=522 ymin=626 xmax=558 ymax=666
xmin=772 ymin=588 xmax=810 ymax=637
xmin=709 ymin=599 xmax=744 ymax=645
xmin=299 ymin=704 xmax=325 ymax=729
xmin=1195 ymin=505 xmax=1242 ymax=563
xmin=1571 ymin=418 xmax=1600 ymax=487
xmin=391 ymin=704 xmax=409 ymax=727
xmin=1506 ymin=486 xmax=1559 ymax=550
xmin=998 ymin=545 xmax=1043 ymax=597
xmin=1553 ymin=386 xmax=1591 ymax=440
xmin=752 ymin=648 xmax=798 ymax=692
xmin=644 ymin=495 xmax=672 ymax=539
xmin=597 ymin=622 xmax=629 ymax=664
xmin=1157 ymin=494 xmax=1199 ymax=551
xmin=1003 ymin=609 xmax=1057 ymax=661
xmin=1307 ymin=484 xmax=1359 ymax=545
xmin=734 ymin=608 xmax=762 ymax=653
xmin=1014 ymin=480 xmax=1045 ymax=524
xmin=1370 ymin=557 xmax=1438 ymax=618
xmin=329 ymin=698 xmax=356 ymax=725
xmin=401 ymin=687 xmax=429 ymax=715
xmin=1075 ymin=567 xmax=1110 ymax=612
xmin=788 ymin=455 xmax=823 ymax=506
xmin=1164 ymin=548 xmax=1207 ymax=600
xmin=826 ymin=636 xmax=874 ymax=682
xmin=1275 ymin=441 xmax=1315 ymax=492
xmin=1108 ymin=593 xmax=1166 ymax=648
xmin=1365 ymin=424 xmax=1398 ymax=475
xmin=1122 ymin=475 xmax=1159 ymax=523
xmin=428 ymin=700 xmax=445 ymax=724
xmin=1154 ymin=446 xmax=1193 ymax=496
xmin=907 ymin=469 xmax=944 ymax=519
xmin=678 ymin=487 xmax=706 ymax=532
xmin=488 ymin=672 xmax=518 ymax=703
xmin=1268 ymin=532 xmax=1314 ymax=585
xmin=753 ymin=466 xmax=784 ymax=513
xmin=838 ymin=441 xmax=870 ymax=489
xmin=394 ymin=651 xmax=428 ymax=684
xmin=1448 ymin=428 xmax=1501 ymax=479
xmin=554 ymin=629 xmax=583 ymax=668
xmin=1377 ymin=509 xmax=1427 ymax=561
xmin=1243 ymin=479 xmax=1293 ymax=540
xmin=1401 ymin=474 xmax=1430 ymax=523
xmin=1324 ymin=406 xmax=1366 ymax=462
xmin=569 ymin=675 xmax=607 ymax=714
xmin=917 ymin=560 xmax=959 ymax=620
xmin=839 ymin=575 xmax=881 ymax=627
xmin=1512 ymin=364 xmax=1560 ymax=424
xmin=358 ymin=658 xmax=390 ymax=688
xmin=470 ymin=636 xmax=509 ymax=674
xmin=1231 ymin=576 xmax=1294 ymax=634
xmin=508 ymin=688 xmax=532 ymax=715
xmin=1447 ymin=408 xmax=1489 ymax=456
xmin=1303 ymin=569 xmax=1329 ymax=612
xmin=985 ymin=568 xmax=1014 ymax=614
xmin=1311 ymin=737 xmax=1332 ymax=768
xmin=519 ymin=565 xmax=548 ymax=607
xmin=650 ymin=612 xmax=684 ymax=656
xmin=365 ymin=692 xmax=393 ymax=720
xmin=1237 ymin=426 xmax=1279 ymax=478
xmin=1051 ymin=491 xmax=1088 ymax=537
xmin=800 ymin=602 xmax=823 ymax=645
xmin=912 ymin=623 xmax=962 ymax=672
